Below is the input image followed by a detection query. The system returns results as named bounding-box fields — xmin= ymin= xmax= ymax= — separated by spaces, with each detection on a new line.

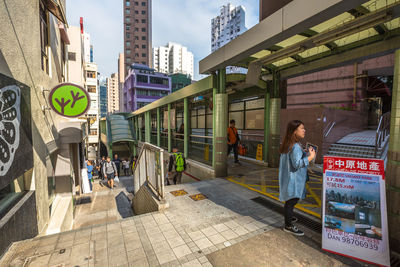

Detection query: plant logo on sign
xmin=49 ymin=83 xmax=91 ymax=118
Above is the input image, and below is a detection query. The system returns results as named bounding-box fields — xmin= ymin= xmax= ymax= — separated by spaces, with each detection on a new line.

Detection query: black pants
xmin=227 ymin=143 xmax=239 ymax=162
xmin=115 ymin=164 xmax=120 ymax=177
xmin=284 ymin=198 xmax=299 ymax=227
xmin=124 ymin=168 xmax=129 ymax=176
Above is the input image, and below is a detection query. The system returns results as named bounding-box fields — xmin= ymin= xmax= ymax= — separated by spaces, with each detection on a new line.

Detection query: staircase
xmin=327 ymin=112 xmax=391 ymax=162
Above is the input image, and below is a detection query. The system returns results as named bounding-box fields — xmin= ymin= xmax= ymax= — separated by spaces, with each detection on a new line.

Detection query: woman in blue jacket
xmin=279 ymin=120 xmax=315 ymax=236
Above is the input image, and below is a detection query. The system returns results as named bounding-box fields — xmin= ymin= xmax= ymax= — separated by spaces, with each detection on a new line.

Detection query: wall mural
xmin=0 ymin=85 xmax=20 ymax=176
xmin=0 ymin=73 xmax=33 ymax=191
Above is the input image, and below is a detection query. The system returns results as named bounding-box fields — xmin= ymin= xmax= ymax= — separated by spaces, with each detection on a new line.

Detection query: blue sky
xmin=66 ymin=1 xmax=259 ymax=80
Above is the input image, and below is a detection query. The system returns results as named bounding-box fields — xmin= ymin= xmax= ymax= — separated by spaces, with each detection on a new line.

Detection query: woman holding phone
xmin=279 ymin=120 xmax=316 ymax=236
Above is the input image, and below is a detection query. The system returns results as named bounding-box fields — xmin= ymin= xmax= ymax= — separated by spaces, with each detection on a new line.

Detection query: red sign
xmin=323 ymin=156 xmax=384 ymax=177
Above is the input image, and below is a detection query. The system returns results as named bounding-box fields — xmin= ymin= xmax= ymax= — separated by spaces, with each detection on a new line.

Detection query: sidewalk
xmin=1 ymin=179 xmax=366 ymax=267
xmin=73 ymin=176 xmax=135 ymax=229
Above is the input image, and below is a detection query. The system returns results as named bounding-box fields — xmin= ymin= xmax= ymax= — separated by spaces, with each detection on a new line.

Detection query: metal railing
xmin=323 ymin=118 xmax=348 ymax=139
xmin=133 ymin=142 xmax=165 ymax=199
xmin=374 ymin=111 xmax=391 ymax=158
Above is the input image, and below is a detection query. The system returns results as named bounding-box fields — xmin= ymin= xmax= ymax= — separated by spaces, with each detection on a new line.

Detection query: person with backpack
xmin=227 ymin=119 xmax=240 ymax=164
xmin=103 ymin=156 xmax=118 ymax=189
xmin=86 ymin=160 xmax=93 ymax=191
xmin=167 ymin=148 xmax=186 ymax=185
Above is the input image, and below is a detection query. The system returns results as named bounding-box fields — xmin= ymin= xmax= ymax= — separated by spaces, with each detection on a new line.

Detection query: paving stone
xmin=207 ymin=233 xmax=226 ymax=245
xmin=127 ymin=247 xmax=146 ymax=262
xmin=166 ymin=235 xmax=185 ymax=248
xmin=200 ymin=226 xmax=218 ymax=237
xmin=194 ymin=238 xmax=213 ymax=250
xmin=198 ymin=256 xmax=208 ymax=264
xmin=212 ymin=223 xmax=229 ymax=233
xmin=224 ymin=241 xmax=232 ymax=247
xmin=220 ymin=229 xmax=239 ymax=240
xmin=187 ymin=230 xmax=206 ymax=241
xmin=172 ymin=244 xmax=192 ymax=259
xmin=129 ymin=258 xmax=150 ymax=267
xmin=156 ymin=249 xmax=177 ymax=265
xmin=182 ymin=259 xmax=202 ymax=267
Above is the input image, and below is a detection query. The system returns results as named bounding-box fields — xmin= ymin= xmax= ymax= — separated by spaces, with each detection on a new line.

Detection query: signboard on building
xmin=0 ymin=74 xmax=33 ymax=189
xmin=322 ymin=156 xmax=390 ymax=266
xmin=49 ymin=83 xmax=90 ymax=118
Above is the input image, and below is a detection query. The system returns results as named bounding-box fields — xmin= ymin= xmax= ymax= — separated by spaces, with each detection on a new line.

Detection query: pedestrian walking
xmin=122 ymin=158 xmax=130 ymax=176
xmin=113 ymin=154 xmax=121 ymax=177
xmin=103 ymin=156 xmax=118 ymax=189
xmin=86 ymin=160 xmax=94 ymax=191
xmin=279 ymin=120 xmax=315 ymax=236
xmin=131 ymin=155 xmax=137 ymax=174
xmin=96 ymin=156 xmax=105 ymax=180
xmin=167 ymin=148 xmax=186 ymax=185
xmin=227 ymin=119 xmax=240 ymax=164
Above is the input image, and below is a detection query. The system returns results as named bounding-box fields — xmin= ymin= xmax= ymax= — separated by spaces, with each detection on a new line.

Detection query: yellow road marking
xmin=189 ymin=193 xmax=207 ymax=201
xmin=297 ymin=203 xmax=319 ymax=208
xmin=306 ymin=184 xmax=321 ymax=207
xmin=227 ymin=178 xmax=321 ymax=218
xmin=170 ymin=190 xmax=188 ymax=196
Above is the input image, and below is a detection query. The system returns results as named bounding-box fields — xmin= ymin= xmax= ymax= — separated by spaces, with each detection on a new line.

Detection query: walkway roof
xmin=108 ymin=114 xmax=135 ymax=144
xmin=200 ymin=0 xmax=400 ymax=79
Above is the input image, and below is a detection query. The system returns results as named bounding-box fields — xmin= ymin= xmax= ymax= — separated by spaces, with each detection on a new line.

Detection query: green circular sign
xmin=49 ymin=83 xmax=91 ymax=118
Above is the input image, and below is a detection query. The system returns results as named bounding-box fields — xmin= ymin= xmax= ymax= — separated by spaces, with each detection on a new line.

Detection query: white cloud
xmin=66 ymin=0 xmax=258 ymax=80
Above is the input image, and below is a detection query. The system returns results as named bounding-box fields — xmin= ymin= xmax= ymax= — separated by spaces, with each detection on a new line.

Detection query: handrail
xmin=133 ymin=142 xmax=165 ymax=199
xmin=324 ymin=118 xmax=348 ymax=139
xmin=374 ymin=111 xmax=391 ymax=158
xmin=190 ymin=134 xmax=213 ymax=139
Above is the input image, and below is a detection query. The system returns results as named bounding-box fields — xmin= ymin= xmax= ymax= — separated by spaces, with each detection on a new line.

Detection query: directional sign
xmin=49 ymin=83 xmax=90 ymax=118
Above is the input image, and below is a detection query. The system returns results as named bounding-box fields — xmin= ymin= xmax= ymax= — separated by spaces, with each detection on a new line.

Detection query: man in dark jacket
xmin=167 ymin=148 xmax=186 ymax=185
xmin=113 ymin=154 xmax=121 ymax=177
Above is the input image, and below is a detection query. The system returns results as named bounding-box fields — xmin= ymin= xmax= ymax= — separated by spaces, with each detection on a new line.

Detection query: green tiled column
xmin=144 ymin=111 xmax=151 ymax=143
xmin=184 ymin=98 xmax=189 ymax=158
xmin=264 ymin=91 xmax=270 ymax=162
xmin=168 ymin=103 xmax=172 ymax=152
xmin=214 ymin=93 xmax=228 ymax=177
xmin=157 ymin=108 xmax=161 ymax=147
xmin=387 ymin=49 xmax=400 ymax=248
xmin=268 ymin=72 xmax=281 ymax=167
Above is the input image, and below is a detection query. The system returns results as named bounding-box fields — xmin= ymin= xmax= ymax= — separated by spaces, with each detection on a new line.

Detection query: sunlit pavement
xmin=0 ymin=178 xmax=367 ymax=267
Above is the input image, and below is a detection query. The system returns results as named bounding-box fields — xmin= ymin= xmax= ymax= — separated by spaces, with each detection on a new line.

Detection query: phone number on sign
xmin=341 ymin=236 xmax=378 ymax=250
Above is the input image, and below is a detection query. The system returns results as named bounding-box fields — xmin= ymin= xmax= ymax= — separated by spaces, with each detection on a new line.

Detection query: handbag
xmin=114 ymin=176 xmax=119 ymax=183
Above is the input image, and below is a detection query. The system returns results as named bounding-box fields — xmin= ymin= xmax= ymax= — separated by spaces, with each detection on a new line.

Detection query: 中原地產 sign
xmin=48 ymin=83 xmax=90 ymax=118
xmin=322 ymin=156 xmax=390 ymax=266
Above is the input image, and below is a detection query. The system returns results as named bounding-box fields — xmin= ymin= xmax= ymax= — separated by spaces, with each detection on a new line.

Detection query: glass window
xmin=142 ymin=36 xmax=146 ymax=40
xmin=142 ymin=44 xmax=146 ymax=49
xmin=141 ymin=28 xmax=146 ymax=32
xmin=135 ymin=10 xmax=138 ymax=14
xmin=40 ymin=3 xmax=49 ymax=74
xmin=150 ymin=76 xmax=169 ymax=86
xmin=126 ymin=33 xmax=130 ymax=38
xmin=229 ymin=102 xmax=244 ymax=111
xmin=125 ymin=1 xmax=130 ymax=6
xmin=142 ymin=19 xmax=146 ymax=23
xmin=134 ymin=36 xmax=139 ymax=40
xmin=141 ymin=10 xmax=146 ymax=15
xmin=229 ymin=111 xmax=244 ymax=129
xmin=126 ymin=41 xmax=131 ymax=46
xmin=134 ymin=1 xmax=138 ymax=5
xmin=135 ymin=27 xmax=138 ymax=32
xmin=127 ymin=49 xmax=131 ymax=54
xmin=126 ymin=25 xmax=130 ymax=31
xmin=141 ymin=2 xmax=146 ymax=6
xmin=87 ymin=85 xmax=96 ymax=93
xmin=68 ymin=52 xmax=76 ymax=61
xmin=125 ymin=17 xmax=131 ymax=23
xmin=246 ymin=98 xmax=264 ymax=109
xmin=142 ymin=53 xmax=146 ymax=57
xmin=137 ymin=74 xmax=148 ymax=83
xmin=125 ymin=9 xmax=130 ymax=14
xmin=86 ymin=71 xmax=96 ymax=78
xmin=245 ymin=109 xmax=264 ymax=129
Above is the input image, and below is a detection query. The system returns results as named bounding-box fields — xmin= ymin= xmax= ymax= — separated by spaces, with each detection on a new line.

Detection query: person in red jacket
xmin=227 ymin=119 xmax=240 ymax=164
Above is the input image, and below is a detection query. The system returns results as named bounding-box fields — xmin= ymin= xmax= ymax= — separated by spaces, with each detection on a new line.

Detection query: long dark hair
xmin=279 ymin=120 xmax=304 ymax=154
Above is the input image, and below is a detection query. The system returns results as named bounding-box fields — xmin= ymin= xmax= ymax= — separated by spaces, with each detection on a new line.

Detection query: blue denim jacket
xmin=278 ymin=143 xmax=309 ymax=202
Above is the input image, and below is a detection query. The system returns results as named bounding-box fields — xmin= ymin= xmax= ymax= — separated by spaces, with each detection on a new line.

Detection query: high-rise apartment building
xmin=85 ymin=62 xmax=99 ymax=147
xmin=99 ymin=77 xmax=108 ymax=118
xmin=211 ymin=4 xmax=246 ymax=52
xmin=123 ymin=0 xmax=152 ymax=76
xmin=118 ymin=53 xmax=125 ymax=112
xmin=107 ymin=73 xmax=120 ymax=113
xmin=153 ymin=42 xmax=194 ymax=79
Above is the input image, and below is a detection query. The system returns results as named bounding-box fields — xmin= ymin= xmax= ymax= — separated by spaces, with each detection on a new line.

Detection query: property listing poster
xmin=322 ymin=156 xmax=390 ymax=266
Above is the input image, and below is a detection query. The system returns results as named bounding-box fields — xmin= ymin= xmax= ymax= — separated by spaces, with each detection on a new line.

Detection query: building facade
xmin=85 ymin=63 xmax=99 ymax=148
xmin=118 ymin=53 xmax=125 ymax=112
xmin=123 ymin=0 xmax=152 ymax=76
xmin=153 ymin=42 xmax=194 ymax=79
xmin=211 ymin=4 xmax=246 ymax=52
xmin=107 ymin=73 xmax=120 ymax=113
xmin=99 ymin=77 xmax=108 ymax=118
xmin=0 ymin=0 xmax=88 ymax=255
xmin=123 ymin=64 xmax=171 ymax=112
xmin=170 ymin=73 xmax=192 ymax=92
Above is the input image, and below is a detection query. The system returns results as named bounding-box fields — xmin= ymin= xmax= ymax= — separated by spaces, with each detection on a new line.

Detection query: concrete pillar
xmin=157 ymin=107 xmax=161 ymax=147
xmin=387 ymin=49 xmax=400 ymax=250
xmin=145 ymin=111 xmax=151 ymax=143
xmin=168 ymin=103 xmax=172 ymax=152
xmin=264 ymin=91 xmax=270 ymax=162
xmin=268 ymin=72 xmax=281 ymax=167
xmin=214 ymin=93 xmax=228 ymax=177
xmin=138 ymin=116 xmax=142 ymax=142
xmin=184 ymin=98 xmax=189 ymax=158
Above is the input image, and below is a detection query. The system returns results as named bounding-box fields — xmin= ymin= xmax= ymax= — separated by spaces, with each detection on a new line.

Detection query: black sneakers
xmin=283 ymin=225 xmax=304 ymax=236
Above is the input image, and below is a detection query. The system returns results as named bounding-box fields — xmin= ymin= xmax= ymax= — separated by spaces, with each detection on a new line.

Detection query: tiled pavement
xmin=1 ymin=178 xmax=282 ymax=267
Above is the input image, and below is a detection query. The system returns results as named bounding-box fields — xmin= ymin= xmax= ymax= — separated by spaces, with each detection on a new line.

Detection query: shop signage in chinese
xmin=322 ymin=156 xmax=390 ymax=266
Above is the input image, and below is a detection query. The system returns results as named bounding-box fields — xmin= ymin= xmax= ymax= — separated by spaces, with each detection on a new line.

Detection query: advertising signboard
xmin=322 ymin=156 xmax=390 ymax=266
xmin=49 ymin=83 xmax=91 ymax=118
